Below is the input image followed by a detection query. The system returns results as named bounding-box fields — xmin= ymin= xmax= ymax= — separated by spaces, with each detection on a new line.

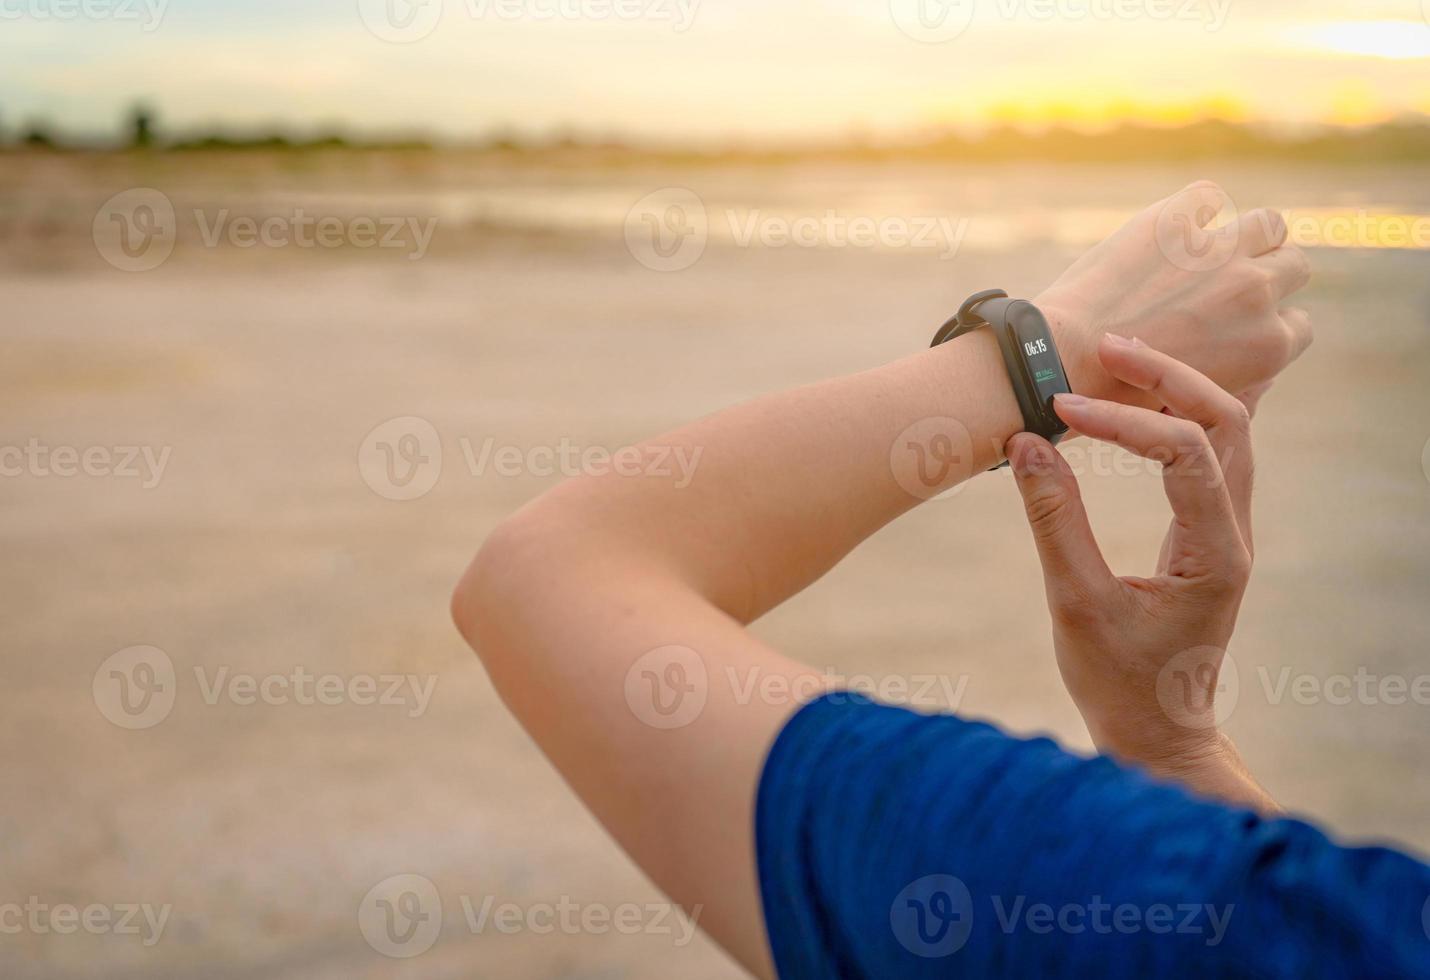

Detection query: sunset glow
xmin=1 ymin=3 xmax=1427 ymax=140
xmin=1284 ymin=21 xmax=1430 ymax=61
xmin=959 ymin=95 xmax=1253 ymax=133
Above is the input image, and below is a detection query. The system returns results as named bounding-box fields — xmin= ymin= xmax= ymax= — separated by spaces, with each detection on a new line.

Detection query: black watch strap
xmin=930 ymin=289 xmax=1072 ymax=469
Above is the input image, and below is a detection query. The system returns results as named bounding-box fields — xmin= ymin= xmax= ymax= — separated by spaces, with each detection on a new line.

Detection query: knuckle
xmin=1285 ymin=308 xmax=1314 ymax=351
xmin=1241 ymin=207 xmax=1272 ymax=237
xmin=1163 ymin=180 xmax=1228 ymax=228
xmin=1253 ymin=321 xmax=1296 ymax=363
xmin=1220 ymin=399 xmax=1252 ymax=437
xmin=1276 ymin=321 xmax=1300 ymax=360
xmin=1173 ymin=418 xmax=1208 ymax=450
xmin=1184 ymin=181 xmax=1229 ymax=210
xmin=1260 ymin=208 xmax=1287 ymax=242
xmin=1221 ymin=263 xmax=1276 ymax=315
xmin=1214 ymin=547 xmax=1253 ymax=592
xmin=1244 ymin=269 xmax=1278 ymax=312
xmin=1170 ymin=425 xmax=1215 ymax=475
xmin=1022 ymin=482 xmax=1076 ymax=538
xmin=1234 ymin=547 xmax=1253 ymax=581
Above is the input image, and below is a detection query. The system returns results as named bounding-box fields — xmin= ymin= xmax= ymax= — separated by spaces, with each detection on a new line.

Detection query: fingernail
xmin=1007 ymin=436 xmax=1031 ymax=475
xmin=1104 ymin=333 xmax=1134 ymax=347
xmin=1131 ymin=336 xmax=1148 ymax=349
xmin=1054 ymin=393 xmax=1089 ymax=407
xmin=1007 ymin=435 xmax=1048 ymax=477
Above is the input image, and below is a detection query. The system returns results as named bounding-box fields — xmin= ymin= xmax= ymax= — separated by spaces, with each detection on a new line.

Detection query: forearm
xmin=451 ymin=326 xmax=1037 ymax=973
xmin=511 ymin=324 xmax=1049 ymax=622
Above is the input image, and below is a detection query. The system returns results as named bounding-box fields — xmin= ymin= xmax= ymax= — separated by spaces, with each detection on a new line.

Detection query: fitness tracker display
xmin=930 ymin=288 xmax=1071 ymax=466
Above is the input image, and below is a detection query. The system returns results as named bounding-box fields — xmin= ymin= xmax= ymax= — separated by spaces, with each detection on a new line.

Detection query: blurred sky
xmin=2 ymin=0 xmax=1429 ymax=141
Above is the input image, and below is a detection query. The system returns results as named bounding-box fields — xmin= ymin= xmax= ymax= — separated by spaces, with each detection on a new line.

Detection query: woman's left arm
xmin=453 ymin=320 xmax=1027 ymax=977
xmin=451 ymin=183 xmax=1311 ymax=975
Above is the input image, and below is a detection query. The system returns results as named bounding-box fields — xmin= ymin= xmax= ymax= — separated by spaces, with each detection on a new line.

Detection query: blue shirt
xmin=756 ymin=693 xmax=1430 ymax=978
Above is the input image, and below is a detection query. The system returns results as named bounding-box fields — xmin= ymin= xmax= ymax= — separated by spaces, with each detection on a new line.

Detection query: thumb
xmin=1007 ymin=434 xmax=1115 ymax=604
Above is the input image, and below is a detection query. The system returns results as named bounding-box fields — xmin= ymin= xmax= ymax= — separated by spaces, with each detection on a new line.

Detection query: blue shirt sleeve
xmin=755 ymin=692 xmax=1430 ymax=979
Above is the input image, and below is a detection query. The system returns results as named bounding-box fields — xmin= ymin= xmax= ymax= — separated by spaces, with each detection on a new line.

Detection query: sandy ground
xmin=1 ymin=155 xmax=1428 ymax=978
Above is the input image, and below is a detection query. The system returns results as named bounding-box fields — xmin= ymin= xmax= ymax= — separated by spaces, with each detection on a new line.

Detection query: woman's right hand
xmin=1006 ymin=334 xmax=1276 ymax=810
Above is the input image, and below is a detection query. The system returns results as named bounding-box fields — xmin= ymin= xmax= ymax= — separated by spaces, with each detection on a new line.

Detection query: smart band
xmin=930 ymin=289 xmax=1071 ymax=467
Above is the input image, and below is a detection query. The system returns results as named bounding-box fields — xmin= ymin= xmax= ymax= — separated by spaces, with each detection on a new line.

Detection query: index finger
xmin=1093 ymin=336 xmax=1255 ymax=555
xmin=1050 ymin=394 xmax=1243 ymax=565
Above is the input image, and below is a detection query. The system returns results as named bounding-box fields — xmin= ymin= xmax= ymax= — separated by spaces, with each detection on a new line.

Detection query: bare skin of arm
xmin=451 ymin=182 xmax=1310 ymax=976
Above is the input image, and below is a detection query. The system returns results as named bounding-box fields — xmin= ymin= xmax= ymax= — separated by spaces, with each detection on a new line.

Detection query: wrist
xmin=1035 ymin=300 xmax=1098 ymax=401
xmin=1086 ymin=708 xmax=1229 ymax=776
xmin=1117 ymin=731 xmax=1281 ymax=814
xmin=928 ymin=324 xmax=1025 ymax=471
xmin=1125 ymin=729 xmax=1238 ymax=781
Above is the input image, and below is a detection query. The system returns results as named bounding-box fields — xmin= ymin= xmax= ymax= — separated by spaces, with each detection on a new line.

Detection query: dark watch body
xmin=995 ymin=298 xmax=1070 ymax=440
xmin=930 ymin=289 xmax=1071 ymax=466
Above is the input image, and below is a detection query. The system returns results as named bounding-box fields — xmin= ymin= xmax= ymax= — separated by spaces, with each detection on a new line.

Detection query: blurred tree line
xmin=1 ymin=103 xmax=1427 ymax=162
